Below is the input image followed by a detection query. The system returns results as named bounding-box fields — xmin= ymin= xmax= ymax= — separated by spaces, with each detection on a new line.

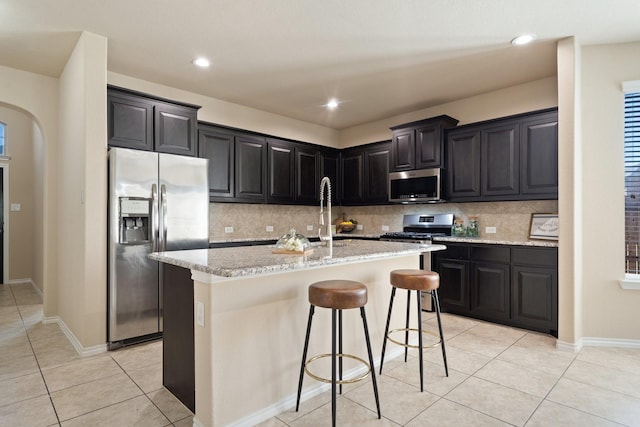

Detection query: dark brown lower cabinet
xmin=162 ymin=264 xmax=195 ymax=412
xmin=433 ymin=242 xmax=558 ymax=336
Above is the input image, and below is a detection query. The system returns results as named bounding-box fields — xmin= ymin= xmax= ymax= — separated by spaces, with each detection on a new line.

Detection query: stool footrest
xmin=304 ymin=353 xmax=371 ymax=385
xmin=386 ymin=328 xmax=442 ymax=350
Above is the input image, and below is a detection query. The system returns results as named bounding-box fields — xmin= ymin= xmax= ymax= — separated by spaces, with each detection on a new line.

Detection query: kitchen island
xmin=150 ymin=240 xmax=445 ymax=427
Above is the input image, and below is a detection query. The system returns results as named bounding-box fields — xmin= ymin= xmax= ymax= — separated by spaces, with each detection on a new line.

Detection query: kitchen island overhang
xmin=151 ymin=240 xmax=445 ymax=427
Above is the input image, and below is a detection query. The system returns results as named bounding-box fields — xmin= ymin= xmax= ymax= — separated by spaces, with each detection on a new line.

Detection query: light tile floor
xmin=2 ymin=281 xmax=640 ymax=426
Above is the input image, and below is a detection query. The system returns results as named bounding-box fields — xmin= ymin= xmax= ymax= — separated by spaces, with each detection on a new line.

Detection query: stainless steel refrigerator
xmin=108 ymin=147 xmax=208 ymax=348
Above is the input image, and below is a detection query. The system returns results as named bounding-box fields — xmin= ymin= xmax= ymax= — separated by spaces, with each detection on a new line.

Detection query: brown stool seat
xmin=308 ymin=280 xmax=368 ymax=309
xmin=390 ymin=269 xmax=439 ymax=291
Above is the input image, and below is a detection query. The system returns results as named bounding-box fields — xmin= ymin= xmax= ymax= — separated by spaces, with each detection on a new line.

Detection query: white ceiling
xmin=1 ymin=0 xmax=640 ymax=129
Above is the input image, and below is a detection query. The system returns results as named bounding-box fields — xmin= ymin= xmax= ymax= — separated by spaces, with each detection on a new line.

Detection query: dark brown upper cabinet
xmin=235 ymin=134 xmax=267 ymax=203
xmin=446 ymin=108 xmax=558 ymax=202
xmin=198 ymin=125 xmax=235 ymax=200
xmin=295 ymin=145 xmax=320 ymax=204
xmin=107 ymin=86 xmax=200 ymax=156
xmin=520 ymin=111 xmax=559 ymax=196
xmin=390 ymin=115 xmax=459 ymax=171
xmin=267 ymin=138 xmax=295 ymax=203
xmin=340 ymin=140 xmax=391 ymax=205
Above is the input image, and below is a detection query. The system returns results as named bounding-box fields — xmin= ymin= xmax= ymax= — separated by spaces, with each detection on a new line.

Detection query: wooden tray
xmin=272 ymin=248 xmax=314 ymax=255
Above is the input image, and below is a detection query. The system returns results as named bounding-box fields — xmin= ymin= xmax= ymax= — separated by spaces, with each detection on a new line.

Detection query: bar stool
xmin=379 ymin=269 xmax=448 ymax=392
xmin=295 ymin=280 xmax=381 ymax=426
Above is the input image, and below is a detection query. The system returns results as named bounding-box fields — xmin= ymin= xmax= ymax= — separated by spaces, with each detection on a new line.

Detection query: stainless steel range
xmin=380 ymin=213 xmax=454 ymax=311
xmin=380 ymin=213 xmax=454 ymax=243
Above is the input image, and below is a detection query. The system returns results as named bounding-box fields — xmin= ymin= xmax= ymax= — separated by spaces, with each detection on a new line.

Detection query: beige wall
xmin=0 ymin=65 xmax=59 ymax=317
xmin=580 ymin=41 xmax=640 ymax=341
xmin=107 ymin=73 xmax=340 ymax=148
xmin=0 ymin=106 xmax=35 ymax=282
xmin=57 ymin=32 xmax=108 ymax=348
xmin=340 ymin=77 xmax=558 ymax=148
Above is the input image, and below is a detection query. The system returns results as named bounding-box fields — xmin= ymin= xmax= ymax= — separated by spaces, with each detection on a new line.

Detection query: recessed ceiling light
xmin=192 ymin=57 xmax=210 ymax=68
xmin=511 ymin=34 xmax=537 ymax=46
xmin=326 ymin=99 xmax=339 ymax=110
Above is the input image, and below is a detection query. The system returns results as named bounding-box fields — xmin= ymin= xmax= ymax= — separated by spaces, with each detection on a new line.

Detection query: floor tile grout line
xmin=110 ymin=352 xmax=180 ymax=424
xmin=7 ymin=284 xmax=63 ymax=426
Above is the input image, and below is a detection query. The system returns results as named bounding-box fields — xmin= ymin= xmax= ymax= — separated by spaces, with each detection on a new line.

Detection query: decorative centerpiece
xmin=337 ymin=215 xmax=357 ymax=233
xmin=272 ymin=228 xmax=313 ymax=255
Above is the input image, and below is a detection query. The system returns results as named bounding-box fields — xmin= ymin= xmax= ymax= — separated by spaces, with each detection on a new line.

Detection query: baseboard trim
xmin=43 ymin=315 xmax=108 ymax=357
xmin=556 ymin=336 xmax=640 ymax=352
xmin=5 ymin=278 xmax=42 ymax=299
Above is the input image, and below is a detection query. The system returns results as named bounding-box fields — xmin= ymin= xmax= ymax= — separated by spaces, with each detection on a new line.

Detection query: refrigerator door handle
xmin=160 ymin=184 xmax=168 ymax=251
xmin=151 ymin=184 xmax=159 ymax=252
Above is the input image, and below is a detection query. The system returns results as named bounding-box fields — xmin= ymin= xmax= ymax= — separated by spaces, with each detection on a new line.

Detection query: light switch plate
xmin=356 ymin=224 xmax=363 ymax=231
xmin=196 ymin=302 xmax=205 ymax=326
xmin=224 ymin=226 xmax=234 ymax=233
xmin=307 ymin=225 xmax=314 ymax=231
xmin=486 ymin=226 xmax=497 ymax=234
xmin=381 ymin=225 xmax=390 ymax=231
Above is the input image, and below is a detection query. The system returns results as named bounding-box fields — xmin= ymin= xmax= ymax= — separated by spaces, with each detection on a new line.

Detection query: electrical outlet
xmin=306 ymin=225 xmax=314 ymax=231
xmin=381 ymin=225 xmax=390 ymax=232
xmin=266 ymin=225 xmax=274 ymax=232
xmin=224 ymin=226 xmax=234 ymax=233
xmin=356 ymin=224 xmax=363 ymax=231
xmin=10 ymin=203 xmax=21 ymax=212
xmin=486 ymin=226 xmax=497 ymax=234
xmin=196 ymin=302 xmax=205 ymax=326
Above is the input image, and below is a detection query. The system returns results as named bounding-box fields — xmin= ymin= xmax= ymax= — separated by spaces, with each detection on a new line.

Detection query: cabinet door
xmin=364 ymin=142 xmax=391 ymax=203
xmin=481 ymin=122 xmax=519 ymax=197
xmin=415 ymin=124 xmax=442 ymax=169
xmin=295 ymin=145 xmax=319 ymax=203
xmin=470 ymin=262 xmax=510 ymax=321
xmin=511 ymin=266 xmax=557 ymax=334
xmin=434 ymin=258 xmax=470 ymax=314
xmin=520 ymin=113 xmax=558 ymax=197
xmin=341 ymin=150 xmax=364 ymax=205
xmin=320 ymin=150 xmax=340 ymax=204
xmin=235 ymin=135 xmax=266 ymax=202
xmin=198 ymin=127 xmax=234 ymax=200
xmin=107 ymin=91 xmax=154 ymax=151
xmin=446 ymin=130 xmax=481 ymax=199
xmin=391 ymin=128 xmax=414 ymax=171
xmin=154 ymin=101 xmax=198 ymax=157
xmin=267 ymin=139 xmax=295 ymax=203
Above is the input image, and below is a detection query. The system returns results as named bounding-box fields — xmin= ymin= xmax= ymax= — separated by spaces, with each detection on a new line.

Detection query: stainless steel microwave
xmin=388 ymin=168 xmax=444 ymax=203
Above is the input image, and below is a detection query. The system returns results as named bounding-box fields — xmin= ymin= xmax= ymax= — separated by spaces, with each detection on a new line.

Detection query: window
xmin=0 ymin=122 xmax=4 ymax=155
xmin=625 ymin=91 xmax=640 ymax=274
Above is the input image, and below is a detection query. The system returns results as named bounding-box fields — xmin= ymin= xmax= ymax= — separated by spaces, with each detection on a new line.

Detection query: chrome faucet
xmin=319 ymin=176 xmax=333 ymax=248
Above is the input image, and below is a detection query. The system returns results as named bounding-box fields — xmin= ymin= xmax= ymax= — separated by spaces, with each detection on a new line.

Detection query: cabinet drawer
xmin=437 ymin=244 xmax=469 ymax=260
xmin=470 ymin=246 xmax=510 ymax=263
xmin=512 ymin=247 xmax=558 ymax=267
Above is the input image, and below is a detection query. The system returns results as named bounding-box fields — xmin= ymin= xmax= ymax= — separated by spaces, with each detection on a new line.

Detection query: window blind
xmin=625 ymin=92 xmax=640 ymax=273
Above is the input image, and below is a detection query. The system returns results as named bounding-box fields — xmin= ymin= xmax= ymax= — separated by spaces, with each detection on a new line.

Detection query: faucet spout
xmin=319 ymin=177 xmax=332 ymax=248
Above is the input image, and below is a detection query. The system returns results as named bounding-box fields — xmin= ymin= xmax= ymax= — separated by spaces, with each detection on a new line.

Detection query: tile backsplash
xmin=209 ymin=200 xmax=558 ymax=242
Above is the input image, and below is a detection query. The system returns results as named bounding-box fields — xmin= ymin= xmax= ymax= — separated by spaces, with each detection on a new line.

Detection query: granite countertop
xmin=151 ymin=240 xmax=445 ymax=278
xmin=432 ymin=236 xmax=558 ymax=248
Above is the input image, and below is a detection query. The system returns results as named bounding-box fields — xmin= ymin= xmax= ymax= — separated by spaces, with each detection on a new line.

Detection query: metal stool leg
xmin=379 ymin=287 xmax=396 ymax=374
xmin=433 ymin=289 xmax=449 ymax=377
xmin=338 ymin=309 xmax=343 ymax=394
xmin=331 ymin=308 xmax=337 ymax=427
xmin=404 ymin=289 xmax=411 ymax=362
xmin=417 ymin=290 xmax=424 ymax=392
xmin=360 ymin=307 xmax=381 ymax=419
xmin=296 ymin=305 xmax=315 ymax=411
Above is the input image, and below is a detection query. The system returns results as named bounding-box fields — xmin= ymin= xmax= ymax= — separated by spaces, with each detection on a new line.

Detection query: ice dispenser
xmin=119 ymin=197 xmax=152 ymax=244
